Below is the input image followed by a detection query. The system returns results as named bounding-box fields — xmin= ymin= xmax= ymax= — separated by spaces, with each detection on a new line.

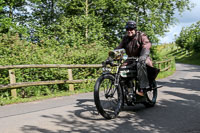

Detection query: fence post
xmin=166 ymin=61 xmax=168 ymax=69
xmin=158 ymin=63 xmax=161 ymax=70
xmin=68 ymin=69 xmax=74 ymax=91
xmin=169 ymin=59 xmax=171 ymax=69
xmin=9 ymin=69 xmax=17 ymax=98
xmin=164 ymin=62 xmax=166 ymax=70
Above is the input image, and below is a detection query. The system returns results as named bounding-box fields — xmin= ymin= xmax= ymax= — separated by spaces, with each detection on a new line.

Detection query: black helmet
xmin=125 ymin=20 xmax=137 ymax=30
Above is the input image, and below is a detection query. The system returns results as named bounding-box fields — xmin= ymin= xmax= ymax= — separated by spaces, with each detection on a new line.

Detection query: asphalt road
xmin=0 ymin=63 xmax=200 ymax=133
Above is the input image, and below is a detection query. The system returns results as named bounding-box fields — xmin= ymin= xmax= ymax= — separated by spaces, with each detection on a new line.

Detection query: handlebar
xmin=102 ymin=59 xmax=117 ymax=67
xmin=102 ymin=56 xmax=138 ymax=67
xmin=126 ymin=57 xmax=139 ymax=61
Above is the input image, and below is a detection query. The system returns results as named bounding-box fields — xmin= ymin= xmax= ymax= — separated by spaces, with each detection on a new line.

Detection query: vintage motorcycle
xmin=94 ymin=49 xmax=160 ymax=119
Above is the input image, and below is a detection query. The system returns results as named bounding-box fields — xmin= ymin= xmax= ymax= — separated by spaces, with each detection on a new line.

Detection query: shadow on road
xmin=21 ymin=65 xmax=200 ymax=133
xmin=158 ymin=78 xmax=200 ymax=91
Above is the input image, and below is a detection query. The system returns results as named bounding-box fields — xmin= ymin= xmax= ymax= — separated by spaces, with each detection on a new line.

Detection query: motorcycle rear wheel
xmin=144 ymin=80 xmax=158 ymax=107
xmin=94 ymin=74 xmax=123 ymax=119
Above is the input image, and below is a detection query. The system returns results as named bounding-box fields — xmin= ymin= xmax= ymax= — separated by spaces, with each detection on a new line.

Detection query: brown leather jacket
xmin=116 ymin=31 xmax=153 ymax=66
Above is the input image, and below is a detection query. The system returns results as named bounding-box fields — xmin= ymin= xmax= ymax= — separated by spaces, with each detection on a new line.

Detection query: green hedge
xmin=0 ymin=34 xmax=109 ymax=99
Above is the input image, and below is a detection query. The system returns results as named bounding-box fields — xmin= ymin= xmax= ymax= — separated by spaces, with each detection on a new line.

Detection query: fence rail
xmin=0 ymin=64 xmax=102 ymax=69
xmin=0 ymin=59 xmax=172 ymax=98
xmin=154 ymin=59 xmax=172 ymax=72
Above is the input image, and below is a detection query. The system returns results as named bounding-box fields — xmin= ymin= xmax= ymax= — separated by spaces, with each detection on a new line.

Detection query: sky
xmin=159 ymin=0 xmax=200 ymax=43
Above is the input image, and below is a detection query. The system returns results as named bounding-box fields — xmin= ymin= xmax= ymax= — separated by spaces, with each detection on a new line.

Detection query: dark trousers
xmin=123 ymin=60 xmax=160 ymax=88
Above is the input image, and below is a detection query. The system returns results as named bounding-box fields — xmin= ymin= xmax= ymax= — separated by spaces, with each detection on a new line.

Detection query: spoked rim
xmin=144 ymin=80 xmax=158 ymax=107
xmin=99 ymin=78 xmax=120 ymax=118
xmin=146 ymin=88 xmax=157 ymax=103
xmin=94 ymin=74 xmax=122 ymax=119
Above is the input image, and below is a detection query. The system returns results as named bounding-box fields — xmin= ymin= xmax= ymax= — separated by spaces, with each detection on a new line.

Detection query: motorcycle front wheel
xmin=94 ymin=74 xmax=123 ymax=119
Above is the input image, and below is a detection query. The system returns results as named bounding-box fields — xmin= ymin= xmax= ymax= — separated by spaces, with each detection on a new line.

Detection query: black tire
xmin=144 ymin=80 xmax=158 ymax=107
xmin=94 ymin=74 xmax=123 ymax=119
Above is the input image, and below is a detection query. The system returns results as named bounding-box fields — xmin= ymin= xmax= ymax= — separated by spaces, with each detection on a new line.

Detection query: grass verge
xmin=157 ymin=67 xmax=176 ymax=79
xmin=175 ymin=51 xmax=200 ymax=65
xmin=0 ymin=83 xmax=95 ymax=106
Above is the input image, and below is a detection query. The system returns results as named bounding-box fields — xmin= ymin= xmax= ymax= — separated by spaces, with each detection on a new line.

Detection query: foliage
xmin=175 ymin=21 xmax=200 ymax=52
xmin=0 ymin=33 xmax=109 ymax=100
xmin=174 ymin=49 xmax=200 ymax=66
xmin=151 ymin=43 xmax=178 ymax=61
xmin=151 ymin=43 xmax=177 ymax=79
xmin=0 ymin=0 xmax=193 ymax=46
xmin=0 ymin=0 xmax=28 ymax=35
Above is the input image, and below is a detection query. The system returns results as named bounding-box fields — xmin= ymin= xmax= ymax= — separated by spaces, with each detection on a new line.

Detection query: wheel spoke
xmin=94 ymin=74 xmax=122 ymax=119
xmin=144 ymin=80 xmax=158 ymax=107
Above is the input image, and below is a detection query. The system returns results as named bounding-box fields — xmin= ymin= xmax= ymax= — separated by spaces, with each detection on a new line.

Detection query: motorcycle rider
xmin=115 ymin=20 xmax=153 ymax=96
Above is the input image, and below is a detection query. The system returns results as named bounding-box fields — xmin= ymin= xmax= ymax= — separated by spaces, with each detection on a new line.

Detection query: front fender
xmin=100 ymin=72 xmax=115 ymax=79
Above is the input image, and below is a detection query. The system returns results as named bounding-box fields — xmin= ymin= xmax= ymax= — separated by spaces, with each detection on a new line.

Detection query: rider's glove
xmin=139 ymin=48 xmax=150 ymax=64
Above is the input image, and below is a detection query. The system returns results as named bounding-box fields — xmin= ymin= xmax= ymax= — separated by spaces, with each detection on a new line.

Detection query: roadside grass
xmin=157 ymin=66 xmax=176 ymax=79
xmin=175 ymin=51 xmax=200 ymax=65
xmin=0 ymin=82 xmax=95 ymax=106
xmin=169 ymin=45 xmax=200 ymax=65
xmin=152 ymin=43 xmax=177 ymax=79
xmin=0 ymin=91 xmax=68 ymax=106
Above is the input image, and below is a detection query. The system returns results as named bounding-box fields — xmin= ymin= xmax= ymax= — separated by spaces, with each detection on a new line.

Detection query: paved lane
xmin=0 ymin=63 xmax=200 ymax=133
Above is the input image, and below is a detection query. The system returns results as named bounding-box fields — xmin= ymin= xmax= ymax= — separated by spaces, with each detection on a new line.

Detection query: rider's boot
xmin=136 ymin=89 xmax=144 ymax=96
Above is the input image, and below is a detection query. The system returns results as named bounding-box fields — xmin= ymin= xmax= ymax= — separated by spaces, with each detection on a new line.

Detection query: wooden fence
xmin=154 ymin=59 xmax=172 ymax=72
xmin=0 ymin=59 xmax=172 ymax=98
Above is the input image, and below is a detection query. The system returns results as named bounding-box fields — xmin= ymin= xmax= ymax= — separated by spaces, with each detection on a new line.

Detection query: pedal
xmin=151 ymin=85 xmax=163 ymax=90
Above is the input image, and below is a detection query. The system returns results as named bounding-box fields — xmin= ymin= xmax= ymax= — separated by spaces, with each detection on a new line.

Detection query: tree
xmin=1 ymin=0 xmax=193 ymax=46
xmin=0 ymin=0 xmax=27 ymax=34
xmin=28 ymin=0 xmax=107 ymax=46
xmin=176 ymin=21 xmax=200 ymax=52
xmin=93 ymin=0 xmax=192 ymax=45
